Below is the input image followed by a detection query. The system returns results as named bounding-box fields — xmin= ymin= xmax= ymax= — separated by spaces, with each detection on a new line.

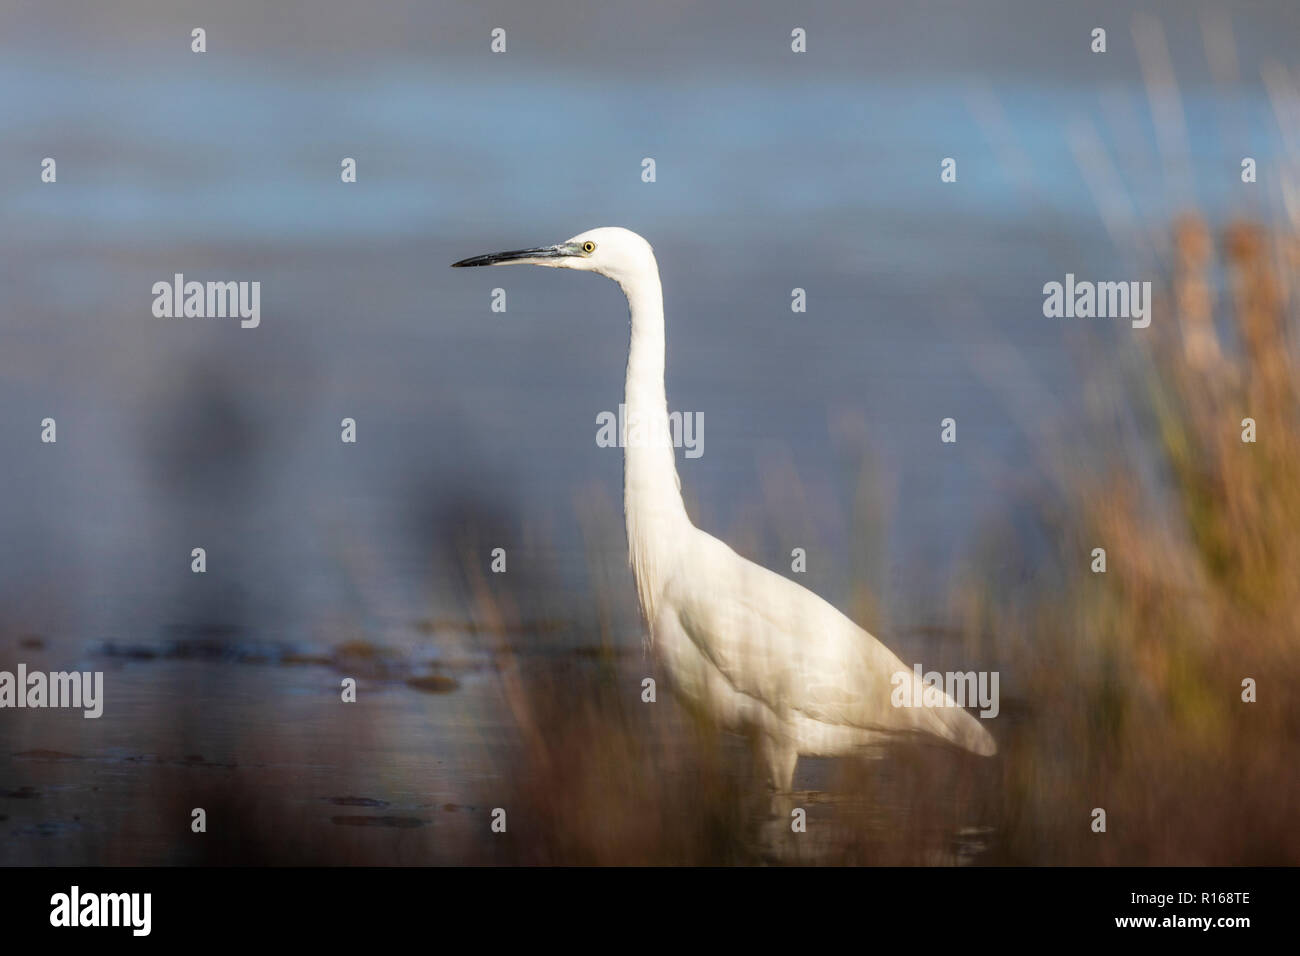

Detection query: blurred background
xmin=0 ymin=0 xmax=1297 ymax=864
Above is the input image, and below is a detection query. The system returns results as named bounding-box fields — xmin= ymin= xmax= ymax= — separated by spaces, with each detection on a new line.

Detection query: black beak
xmin=451 ymin=245 xmax=566 ymax=267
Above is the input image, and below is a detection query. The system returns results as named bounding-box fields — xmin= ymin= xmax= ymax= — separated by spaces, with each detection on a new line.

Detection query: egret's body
xmin=454 ymin=227 xmax=995 ymax=792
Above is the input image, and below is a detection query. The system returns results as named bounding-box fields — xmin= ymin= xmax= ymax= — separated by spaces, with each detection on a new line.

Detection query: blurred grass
xmin=955 ymin=215 xmax=1300 ymax=864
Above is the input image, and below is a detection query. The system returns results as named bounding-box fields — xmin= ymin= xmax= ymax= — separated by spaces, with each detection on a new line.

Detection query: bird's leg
xmin=752 ymin=736 xmax=801 ymax=861
xmin=758 ymin=736 xmax=799 ymax=815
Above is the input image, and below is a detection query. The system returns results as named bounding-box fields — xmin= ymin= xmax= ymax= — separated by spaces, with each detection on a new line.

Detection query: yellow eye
xmin=582 ymin=241 xmax=596 ymax=254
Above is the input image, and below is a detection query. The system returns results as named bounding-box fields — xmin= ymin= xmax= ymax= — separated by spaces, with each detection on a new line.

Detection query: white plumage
xmin=453 ymin=226 xmax=996 ymax=793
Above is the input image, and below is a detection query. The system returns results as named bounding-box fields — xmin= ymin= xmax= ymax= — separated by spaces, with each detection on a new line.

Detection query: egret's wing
xmin=668 ymin=533 xmax=995 ymax=755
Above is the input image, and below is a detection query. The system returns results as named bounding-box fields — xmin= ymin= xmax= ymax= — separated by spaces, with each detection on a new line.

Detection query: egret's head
xmin=451 ymin=227 xmax=655 ymax=285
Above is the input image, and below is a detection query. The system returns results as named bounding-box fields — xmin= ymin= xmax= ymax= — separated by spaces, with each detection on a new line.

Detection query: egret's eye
xmin=582 ymin=241 xmax=596 ymax=254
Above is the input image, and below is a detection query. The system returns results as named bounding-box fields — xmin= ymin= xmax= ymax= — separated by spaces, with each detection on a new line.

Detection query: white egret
xmin=452 ymin=227 xmax=996 ymax=794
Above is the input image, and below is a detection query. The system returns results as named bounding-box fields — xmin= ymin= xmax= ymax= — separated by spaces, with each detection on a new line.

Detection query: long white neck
xmin=619 ymin=263 xmax=690 ymax=624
